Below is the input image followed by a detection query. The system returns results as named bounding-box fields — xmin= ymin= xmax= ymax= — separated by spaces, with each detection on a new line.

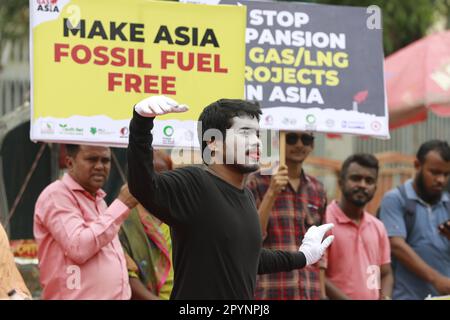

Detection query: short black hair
xmin=197 ymin=99 xmax=262 ymax=161
xmin=340 ymin=153 xmax=379 ymax=180
xmin=416 ymin=140 xmax=450 ymax=163
xmin=65 ymin=144 xmax=80 ymax=158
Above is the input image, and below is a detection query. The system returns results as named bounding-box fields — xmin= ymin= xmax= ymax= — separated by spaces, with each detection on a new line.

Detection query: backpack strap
xmin=443 ymin=199 xmax=450 ymax=217
xmin=397 ymin=184 xmax=417 ymax=243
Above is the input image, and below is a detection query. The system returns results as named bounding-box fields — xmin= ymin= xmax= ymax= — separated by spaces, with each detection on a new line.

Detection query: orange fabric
xmin=0 ymin=224 xmax=31 ymax=299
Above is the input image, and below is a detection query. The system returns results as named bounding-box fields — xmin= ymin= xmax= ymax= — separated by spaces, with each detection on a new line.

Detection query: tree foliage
xmin=305 ymin=0 xmax=449 ymax=55
xmin=0 ymin=0 xmax=29 ymax=41
xmin=0 ymin=0 xmax=29 ymax=68
xmin=0 ymin=0 xmax=448 ymax=59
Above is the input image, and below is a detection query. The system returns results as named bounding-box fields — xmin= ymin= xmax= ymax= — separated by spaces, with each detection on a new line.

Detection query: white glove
xmin=299 ymin=223 xmax=335 ymax=265
xmin=134 ymin=95 xmax=189 ymax=117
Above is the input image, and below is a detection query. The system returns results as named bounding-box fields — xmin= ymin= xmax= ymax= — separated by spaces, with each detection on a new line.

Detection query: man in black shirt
xmin=127 ymin=95 xmax=334 ymax=299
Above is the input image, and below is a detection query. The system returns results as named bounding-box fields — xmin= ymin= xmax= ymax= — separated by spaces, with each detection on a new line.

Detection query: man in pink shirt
xmin=325 ymin=154 xmax=393 ymax=300
xmin=34 ymin=145 xmax=137 ymax=299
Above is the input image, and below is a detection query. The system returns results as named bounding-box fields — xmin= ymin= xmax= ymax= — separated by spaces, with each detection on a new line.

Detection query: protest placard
xmin=30 ymin=0 xmax=246 ymax=147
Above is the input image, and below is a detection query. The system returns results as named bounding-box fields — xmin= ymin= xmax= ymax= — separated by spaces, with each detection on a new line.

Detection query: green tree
xmin=0 ymin=0 xmax=29 ymax=69
xmin=283 ymin=0 xmax=449 ymax=55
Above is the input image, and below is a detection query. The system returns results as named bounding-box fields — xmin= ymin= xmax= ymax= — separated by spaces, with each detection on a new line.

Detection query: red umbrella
xmin=386 ymin=30 xmax=450 ymax=129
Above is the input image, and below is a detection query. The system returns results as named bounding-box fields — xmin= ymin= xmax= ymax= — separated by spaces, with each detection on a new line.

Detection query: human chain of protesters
xmin=2 ymin=95 xmax=449 ymax=301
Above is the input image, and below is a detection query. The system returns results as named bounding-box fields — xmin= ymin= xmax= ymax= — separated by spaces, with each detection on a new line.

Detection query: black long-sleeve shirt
xmin=127 ymin=111 xmax=306 ymax=299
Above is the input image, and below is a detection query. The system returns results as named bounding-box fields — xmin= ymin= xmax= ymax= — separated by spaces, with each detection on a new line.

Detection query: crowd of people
xmin=1 ymin=95 xmax=449 ymax=300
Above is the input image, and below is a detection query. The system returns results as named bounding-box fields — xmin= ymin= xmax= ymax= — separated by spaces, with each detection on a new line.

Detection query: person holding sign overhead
xmin=127 ymin=95 xmax=334 ymax=299
xmin=246 ymin=131 xmax=328 ymax=300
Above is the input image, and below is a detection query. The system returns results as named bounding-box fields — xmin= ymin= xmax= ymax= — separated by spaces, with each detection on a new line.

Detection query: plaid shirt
xmin=246 ymin=170 xmax=327 ymax=300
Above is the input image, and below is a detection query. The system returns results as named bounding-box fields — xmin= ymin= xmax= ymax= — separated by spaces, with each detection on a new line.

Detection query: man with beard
xmin=127 ymin=95 xmax=334 ymax=299
xmin=325 ymin=154 xmax=393 ymax=299
xmin=379 ymin=140 xmax=450 ymax=300
xmin=246 ymin=131 xmax=328 ymax=300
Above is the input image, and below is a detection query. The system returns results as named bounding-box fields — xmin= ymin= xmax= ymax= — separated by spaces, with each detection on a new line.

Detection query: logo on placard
xmin=342 ymin=120 xmax=365 ymax=129
xmin=58 ymin=123 xmax=84 ymax=136
xmin=40 ymin=122 xmax=55 ymax=134
xmin=325 ymin=119 xmax=335 ymax=128
xmin=306 ymin=114 xmax=316 ymax=124
xmin=184 ymin=130 xmax=194 ymax=142
xmin=36 ymin=0 xmax=60 ymax=12
xmin=162 ymin=125 xmax=175 ymax=145
xmin=371 ymin=121 xmax=382 ymax=132
xmin=120 ymin=127 xmax=129 ymax=138
xmin=265 ymin=115 xmax=274 ymax=126
xmin=282 ymin=117 xmax=296 ymax=126
xmin=163 ymin=125 xmax=174 ymax=137
xmin=90 ymin=127 xmax=114 ymax=136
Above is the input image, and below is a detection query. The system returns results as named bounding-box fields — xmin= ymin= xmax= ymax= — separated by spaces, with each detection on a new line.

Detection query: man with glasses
xmin=247 ymin=131 xmax=328 ymax=300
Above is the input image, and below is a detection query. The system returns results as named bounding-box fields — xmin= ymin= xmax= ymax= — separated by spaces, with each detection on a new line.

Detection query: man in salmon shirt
xmin=325 ymin=153 xmax=393 ymax=300
xmin=34 ymin=145 xmax=138 ymax=299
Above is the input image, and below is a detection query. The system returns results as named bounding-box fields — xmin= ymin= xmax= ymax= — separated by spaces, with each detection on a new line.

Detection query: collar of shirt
xmin=260 ymin=166 xmax=310 ymax=182
xmin=287 ymin=170 xmax=310 ymax=193
xmin=299 ymin=169 xmax=310 ymax=183
xmin=404 ymin=179 xmax=450 ymax=205
xmin=62 ymin=173 xmax=106 ymax=201
xmin=330 ymin=200 xmax=372 ymax=228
